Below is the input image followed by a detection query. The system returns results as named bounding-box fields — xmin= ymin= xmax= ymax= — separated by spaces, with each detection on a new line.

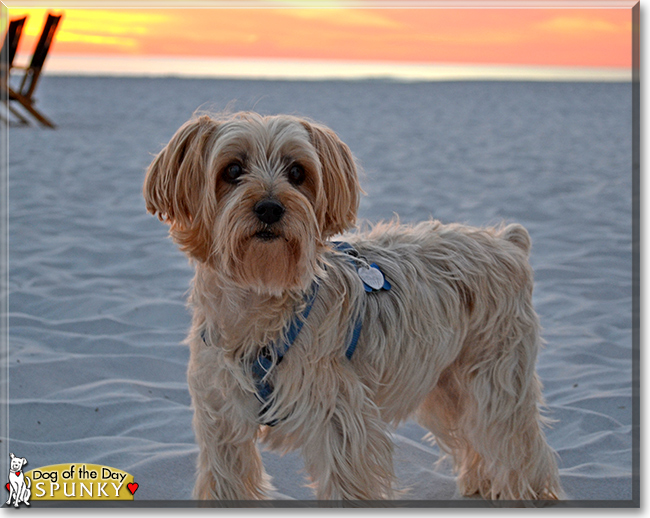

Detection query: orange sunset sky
xmin=5 ymin=3 xmax=635 ymax=74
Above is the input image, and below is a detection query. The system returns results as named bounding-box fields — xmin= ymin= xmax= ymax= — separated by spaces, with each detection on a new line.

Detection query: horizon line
xmin=30 ymin=54 xmax=632 ymax=82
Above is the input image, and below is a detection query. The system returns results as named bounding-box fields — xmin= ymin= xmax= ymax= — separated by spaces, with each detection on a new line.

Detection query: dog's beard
xmin=212 ymin=202 xmax=323 ymax=295
xmin=239 ymin=233 xmax=307 ymax=293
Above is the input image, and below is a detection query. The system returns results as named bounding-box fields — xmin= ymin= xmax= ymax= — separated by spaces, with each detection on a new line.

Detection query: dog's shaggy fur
xmin=144 ymin=112 xmax=562 ymax=501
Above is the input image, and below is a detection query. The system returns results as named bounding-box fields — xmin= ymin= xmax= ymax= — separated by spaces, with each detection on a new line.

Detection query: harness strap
xmin=251 ymin=279 xmax=319 ymax=421
xmin=345 ymin=316 xmax=363 ymax=360
xmin=332 ymin=241 xmax=364 ymax=362
xmin=254 ymin=242 xmax=362 ymax=425
xmin=201 ymin=241 xmax=389 ymax=426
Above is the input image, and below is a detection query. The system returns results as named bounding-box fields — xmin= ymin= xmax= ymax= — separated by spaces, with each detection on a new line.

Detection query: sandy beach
xmin=5 ymin=76 xmax=636 ymax=505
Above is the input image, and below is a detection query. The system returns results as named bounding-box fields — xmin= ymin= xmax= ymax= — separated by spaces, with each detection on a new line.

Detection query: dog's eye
xmin=288 ymin=164 xmax=305 ymax=186
xmin=223 ymin=163 xmax=244 ymax=184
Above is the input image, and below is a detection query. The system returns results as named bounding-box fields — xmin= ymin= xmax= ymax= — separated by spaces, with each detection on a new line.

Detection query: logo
xmin=5 ymin=455 xmax=138 ymax=505
xmin=5 ymin=453 xmax=31 ymax=508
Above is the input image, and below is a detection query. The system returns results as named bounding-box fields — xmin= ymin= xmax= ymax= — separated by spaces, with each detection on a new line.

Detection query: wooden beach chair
xmin=5 ymin=13 xmax=62 ymax=128
xmin=0 ymin=16 xmax=27 ymax=74
xmin=0 ymin=16 xmax=28 ymax=124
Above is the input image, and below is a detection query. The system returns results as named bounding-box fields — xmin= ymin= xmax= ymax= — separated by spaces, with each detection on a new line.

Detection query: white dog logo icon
xmin=5 ymin=453 xmax=31 ymax=508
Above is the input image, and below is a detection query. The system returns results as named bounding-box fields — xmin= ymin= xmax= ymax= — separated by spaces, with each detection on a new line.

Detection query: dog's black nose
xmin=254 ymin=199 xmax=285 ymax=225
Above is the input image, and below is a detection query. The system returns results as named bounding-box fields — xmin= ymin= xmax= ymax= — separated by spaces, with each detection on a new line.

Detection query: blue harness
xmin=201 ymin=241 xmax=390 ymax=426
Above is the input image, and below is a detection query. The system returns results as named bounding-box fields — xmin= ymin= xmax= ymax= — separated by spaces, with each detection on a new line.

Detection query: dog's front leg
xmin=301 ymin=368 xmax=396 ymax=500
xmin=192 ymin=400 xmax=272 ymax=500
xmin=5 ymin=484 xmax=13 ymax=506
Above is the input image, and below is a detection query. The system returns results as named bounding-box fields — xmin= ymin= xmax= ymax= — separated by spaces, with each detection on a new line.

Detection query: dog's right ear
xmin=144 ymin=116 xmax=220 ymax=261
xmin=144 ymin=115 xmax=219 ymax=226
xmin=9 ymin=453 xmax=14 ymax=459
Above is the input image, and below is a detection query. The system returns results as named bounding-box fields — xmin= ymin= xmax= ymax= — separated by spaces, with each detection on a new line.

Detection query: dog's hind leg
xmin=415 ymin=364 xmax=485 ymax=497
xmin=418 ymin=320 xmax=562 ymax=500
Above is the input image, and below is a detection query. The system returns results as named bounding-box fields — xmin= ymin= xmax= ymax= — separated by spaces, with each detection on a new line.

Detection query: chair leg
xmin=1 ymin=98 xmax=30 ymax=126
xmin=9 ymin=90 xmax=55 ymax=128
xmin=6 ymin=103 xmax=30 ymax=125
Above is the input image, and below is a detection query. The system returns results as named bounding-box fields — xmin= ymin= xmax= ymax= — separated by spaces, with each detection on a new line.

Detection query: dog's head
xmin=9 ymin=453 xmax=26 ymax=472
xmin=144 ymin=112 xmax=360 ymax=294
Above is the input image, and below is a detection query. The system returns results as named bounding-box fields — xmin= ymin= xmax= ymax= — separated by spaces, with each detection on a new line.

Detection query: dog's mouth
xmin=254 ymin=229 xmax=281 ymax=241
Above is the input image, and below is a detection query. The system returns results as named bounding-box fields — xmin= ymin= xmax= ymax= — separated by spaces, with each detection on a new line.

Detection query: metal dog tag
xmin=357 ymin=265 xmax=385 ymax=290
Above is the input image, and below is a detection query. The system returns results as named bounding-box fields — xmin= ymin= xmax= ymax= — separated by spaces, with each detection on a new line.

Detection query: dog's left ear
xmin=20 ymin=458 xmax=27 ymax=467
xmin=301 ymin=120 xmax=361 ymax=237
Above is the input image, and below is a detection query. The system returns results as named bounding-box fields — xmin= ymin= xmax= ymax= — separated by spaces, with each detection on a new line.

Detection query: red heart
xmin=5 ymin=482 xmax=9 ymax=491
xmin=127 ymin=482 xmax=138 ymax=495
xmin=15 ymin=472 xmax=20 ymax=477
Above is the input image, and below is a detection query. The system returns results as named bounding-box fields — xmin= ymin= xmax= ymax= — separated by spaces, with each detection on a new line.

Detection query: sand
xmin=5 ymin=76 xmax=636 ymax=505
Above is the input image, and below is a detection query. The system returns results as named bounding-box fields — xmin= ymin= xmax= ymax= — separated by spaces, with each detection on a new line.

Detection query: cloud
xmin=538 ymin=16 xmax=624 ymax=35
xmin=55 ymin=32 xmax=139 ymax=50
xmin=44 ymin=10 xmax=170 ymax=52
xmin=277 ymin=8 xmax=403 ymax=29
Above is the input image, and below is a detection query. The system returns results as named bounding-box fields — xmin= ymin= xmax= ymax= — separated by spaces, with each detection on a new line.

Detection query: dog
xmin=6 ymin=453 xmax=31 ymax=507
xmin=144 ymin=111 xmax=562 ymax=501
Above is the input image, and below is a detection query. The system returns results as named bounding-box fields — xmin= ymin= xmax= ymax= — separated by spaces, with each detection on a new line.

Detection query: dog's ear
xmin=301 ymin=120 xmax=360 ymax=237
xmin=21 ymin=458 xmax=27 ymax=467
xmin=144 ymin=116 xmax=219 ymax=261
xmin=9 ymin=453 xmax=14 ymax=459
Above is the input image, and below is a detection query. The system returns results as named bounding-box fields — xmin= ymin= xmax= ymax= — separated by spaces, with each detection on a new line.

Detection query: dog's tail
xmin=501 ymin=223 xmax=532 ymax=256
xmin=25 ymin=477 xmax=31 ymax=488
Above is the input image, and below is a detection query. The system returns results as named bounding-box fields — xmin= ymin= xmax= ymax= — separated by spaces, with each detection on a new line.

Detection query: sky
xmin=4 ymin=3 xmax=636 ymax=80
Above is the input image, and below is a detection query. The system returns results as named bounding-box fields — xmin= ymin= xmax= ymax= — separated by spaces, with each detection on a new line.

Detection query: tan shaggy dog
xmin=143 ymin=112 xmax=562 ymax=502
